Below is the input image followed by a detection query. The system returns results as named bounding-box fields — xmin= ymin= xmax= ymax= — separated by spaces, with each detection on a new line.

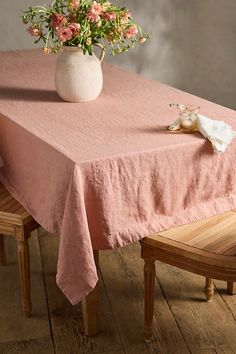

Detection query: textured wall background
xmin=1 ymin=0 xmax=236 ymax=109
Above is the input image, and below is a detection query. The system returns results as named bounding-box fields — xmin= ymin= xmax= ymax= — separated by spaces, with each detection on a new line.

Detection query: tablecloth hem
xmin=56 ymin=273 xmax=99 ymax=305
xmin=93 ymin=195 xmax=236 ymax=250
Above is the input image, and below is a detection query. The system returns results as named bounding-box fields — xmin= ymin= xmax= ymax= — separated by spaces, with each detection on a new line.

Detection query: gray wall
xmin=1 ymin=0 xmax=236 ymax=109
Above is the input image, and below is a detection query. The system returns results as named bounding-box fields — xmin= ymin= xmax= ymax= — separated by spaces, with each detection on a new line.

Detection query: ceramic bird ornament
xmin=169 ymin=104 xmax=200 ymax=133
xmin=168 ymin=103 xmax=236 ymax=153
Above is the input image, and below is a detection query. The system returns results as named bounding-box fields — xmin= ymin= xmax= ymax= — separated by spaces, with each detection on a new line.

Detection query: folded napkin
xmin=198 ymin=114 xmax=236 ymax=153
xmin=169 ymin=104 xmax=236 ymax=153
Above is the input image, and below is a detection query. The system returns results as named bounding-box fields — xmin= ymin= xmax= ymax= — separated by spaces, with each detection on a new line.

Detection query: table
xmin=0 ymin=49 xmax=236 ymax=334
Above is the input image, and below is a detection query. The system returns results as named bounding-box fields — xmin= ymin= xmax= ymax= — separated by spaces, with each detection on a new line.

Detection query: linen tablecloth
xmin=0 ymin=49 xmax=236 ymax=305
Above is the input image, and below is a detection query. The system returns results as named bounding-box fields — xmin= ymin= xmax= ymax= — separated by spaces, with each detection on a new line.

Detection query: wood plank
xmin=11 ymin=205 xmax=26 ymax=215
xmin=0 ymin=230 xmax=53 ymax=351
xmin=216 ymin=345 xmax=235 ymax=354
xmin=0 ymin=235 xmax=6 ymax=265
xmin=0 ymin=195 xmax=14 ymax=208
xmin=100 ymin=242 xmax=190 ymax=354
xmin=38 ymin=228 xmax=123 ymax=354
xmin=1 ymin=198 xmax=20 ymax=213
xmin=214 ymin=278 xmax=236 ymax=321
xmin=158 ymin=211 xmax=236 ymax=255
xmin=0 ymin=212 xmax=23 ymax=226
xmin=155 ymin=261 xmax=236 ymax=353
xmin=94 ymin=351 xmax=124 ymax=354
xmin=203 ymin=234 xmax=236 ymax=254
xmin=223 ymin=245 xmax=236 ymax=256
xmin=215 ymin=347 xmax=235 ymax=354
xmin=0 ymin=337 xmax=53 ymax=354
xmin=214 ymin=280 xmax=236 ymax=312
xmin=191 ymin=350 xmax=216 ymax=354
xmin=0 ymin=190 xmax=11 ymax=200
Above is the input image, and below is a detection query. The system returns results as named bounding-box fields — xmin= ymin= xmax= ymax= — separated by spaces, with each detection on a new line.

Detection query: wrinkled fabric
xmin=198 ymin=114 xmax=236 ymax=152
xmin=0 ymin=49 xmax=236 ymax=304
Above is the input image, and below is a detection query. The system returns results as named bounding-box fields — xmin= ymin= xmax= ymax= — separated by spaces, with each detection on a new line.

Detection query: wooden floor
xmin=1 ymin=229 xmax=236 ymax=353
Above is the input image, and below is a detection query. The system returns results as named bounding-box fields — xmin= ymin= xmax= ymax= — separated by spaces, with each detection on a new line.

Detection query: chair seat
xmin=142 ymin=210 xmax=236 ymax=282
xmin=0 ymin=183 xmax=34 ymax=227
xmin=158 ymin=210 xmax=236 ymax=256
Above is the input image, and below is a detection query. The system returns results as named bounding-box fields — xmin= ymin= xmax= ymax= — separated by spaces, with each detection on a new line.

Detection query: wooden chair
xmin=141 ymin=211 xmax=236 ymax=342
xmin=0 ymin=182 xmax=38 ymax=316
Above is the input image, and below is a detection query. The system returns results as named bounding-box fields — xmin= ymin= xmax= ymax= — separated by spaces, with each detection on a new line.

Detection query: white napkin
xmin=197 ymin=115 xmax=236 ymax=153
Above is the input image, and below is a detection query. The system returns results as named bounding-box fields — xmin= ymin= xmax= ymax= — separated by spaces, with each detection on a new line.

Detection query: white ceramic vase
xmin=55 ymin=45 xmax=105 ymax=103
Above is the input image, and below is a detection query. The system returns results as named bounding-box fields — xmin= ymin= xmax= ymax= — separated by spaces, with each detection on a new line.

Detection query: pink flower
xmin=57 ymin=27 xmax=73 ymax=42
xmin=86 ymin=11 xmax=100 ymax=22
xmin=124 ymin=25 xmax=138 ymax=39
xmin=103 ymin=12 xmax=116 ymax=21
xmin=69 ymin=0 xmax=80 ymax=10
xmin=90 ymin=1 xmax=102 ymax=15
xmin=68 ymin=22 xmax=80 ymax=35
xmin=50 ymin=13 xmax=66 ymax=29
xmin=27 ymin=26 xmax=42 ymax=37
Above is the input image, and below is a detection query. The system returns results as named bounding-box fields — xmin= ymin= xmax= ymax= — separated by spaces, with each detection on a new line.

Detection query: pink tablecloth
xmin=0 ymin=49 xmax=236 ymax=304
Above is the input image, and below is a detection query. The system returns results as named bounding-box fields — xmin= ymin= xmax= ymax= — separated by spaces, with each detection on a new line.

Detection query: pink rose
xmin=50 ymin=13 xmax=66 ymax=29
xmin=27 ymin=26 xmax=42 ymax=37
xmin=86 ymin=11 xmax=100 ymax=22
xmin=124 ymin=25 xmax=138 ymax=39
xmin=90 ymin=1 xmax=102 ymax=15
xmin=68 ymin=22 xmax=80 ymax=35
xmin=57 ymin=27 xmax=73 ymax=42
xmin=103 ymin=12 xmax=116 ymax=21
xmin=69 ymin=0 xmax=80 ymax=10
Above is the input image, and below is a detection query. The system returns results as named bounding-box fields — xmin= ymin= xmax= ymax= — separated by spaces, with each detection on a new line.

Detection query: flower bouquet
xmin=22 ymin=0 xmax=149 ymax=56
xmin=22 ymin=0 xmax=150 ymax=102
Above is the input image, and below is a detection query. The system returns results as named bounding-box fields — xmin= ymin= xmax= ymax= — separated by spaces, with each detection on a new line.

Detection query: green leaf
xmin=34 ymin=37 xmax=41 ymax=44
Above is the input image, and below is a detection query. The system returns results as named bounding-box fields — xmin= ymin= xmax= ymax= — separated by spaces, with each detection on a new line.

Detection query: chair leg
xmin=144 ymin=257 xmax=156 ymax=343
xmin=227 ymin=281 xmax=235 ymax=295
xmin=0 ymin=234 xmax=6 ymax=265
xmin=17 ymin=232 xmax=31 ymax=317
xmin=205 ymin=277 xmax=214 ymax=302
xmin=82 ymin=250 xmax=99 ymax=336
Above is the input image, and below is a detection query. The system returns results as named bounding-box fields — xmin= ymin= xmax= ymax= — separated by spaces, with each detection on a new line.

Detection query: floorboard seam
xmin=38 ymin=234 xmax=56 ymax=354
xmin=155 ymin=270 xmax=192 ymax=354
xmin=116 ymin=249 xmax=152 ymax=354
xmin=99 ymin=263 xmax=126 ymax=354
xmin=214 ymin=281 xmax=236 ymax=322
